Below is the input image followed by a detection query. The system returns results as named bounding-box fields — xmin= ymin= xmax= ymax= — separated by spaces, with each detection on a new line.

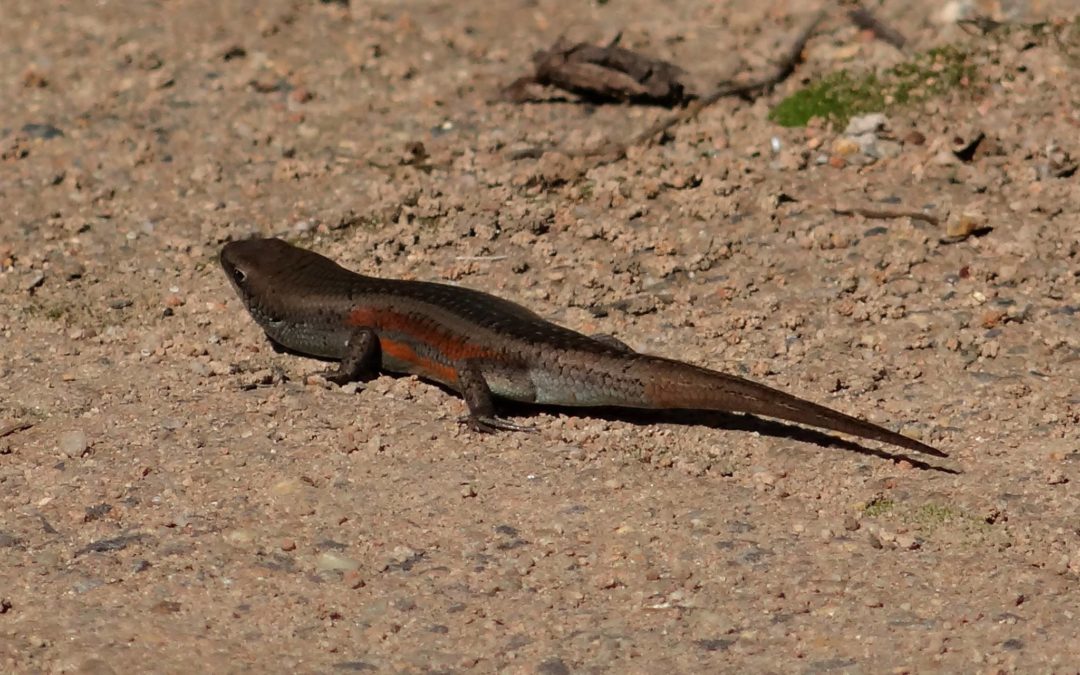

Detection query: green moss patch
xmin=862 ymin=496 xmax=895 ymax=518
xmin=913 ymin=504 xmax=961 ymax=531
xmin=769 ymin=45 xmax=976 ymax=128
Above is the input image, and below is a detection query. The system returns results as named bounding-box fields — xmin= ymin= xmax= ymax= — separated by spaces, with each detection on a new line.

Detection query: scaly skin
xmin=220 ymin=238 xmax=945 ymax=457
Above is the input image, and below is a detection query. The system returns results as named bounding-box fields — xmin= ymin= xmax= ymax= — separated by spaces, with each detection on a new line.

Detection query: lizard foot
xmin=312 ymin=369 xmax=362 ymax=387
xmin=460 ymin=415 xmax=537 ymax=433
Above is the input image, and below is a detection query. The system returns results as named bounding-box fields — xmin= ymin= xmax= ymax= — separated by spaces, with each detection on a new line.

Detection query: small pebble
xmin=241 ymin=369 xmax=280 ymax=389
xmin=895 ymin=534 xmax=920 ymax=550
xmin=751 ymin=470 xmax=777 ymax=487
xmin=537 ymin=658 xmax=571 ymax=675
xmin=832 ymin=138 xmax=860 ymax=157
xmin=339 ymin=381 xmax=363 ymax=395
xmin=853 ymin=133 xmax=880 ymax=158
xmin=1046 ymin=470 xmax=1068 ymax=485
xmin=22 ymin=123 xmax=64 ymax=139
xmin=390 ymin=546 xmax=419 ymax=564
xmin=22 ymin=68 xmax=48 ymax=88
xmin=61 ymin=261 xmax=85 ymax=280
xmin=151 ymin=600 xmax=182 ymax=614
xmin=72 ymin=578 xmax=103 ymax=594
xmin=1068 ymin=550 xmax=1080 ymax=575
xmin=58 ymin=430 xmax=89 ymax=457
xmin=317 ymin=552 xmax=361 ymax=572
xmin=905 ymin=130 xmax=926 ymax=145
xmin=943 ymin=211 xmax=986 ymax=241
xmin=22 ymin=270 xmax=45 ymax=291
xmin=270 ymin=478 xmax=305 ymax=496
xmin=366 ymin=435 xmax=386 ymax=453
xmin=844 ymin=113 xmax=887 ymax=136
xmin=225 ymin=529 xmax=256 ymax=546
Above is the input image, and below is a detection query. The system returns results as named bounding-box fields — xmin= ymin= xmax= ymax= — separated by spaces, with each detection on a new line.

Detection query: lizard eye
xmin=232 ymin=267 xmax=247 ymax=284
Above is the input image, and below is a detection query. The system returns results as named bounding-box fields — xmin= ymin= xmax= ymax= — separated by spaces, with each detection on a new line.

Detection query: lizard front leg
xmin=318 ymin=327 xmax=382 ymax=385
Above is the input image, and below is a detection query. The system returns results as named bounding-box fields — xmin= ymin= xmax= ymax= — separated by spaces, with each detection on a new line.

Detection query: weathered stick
xmin=831 ymin=205 xmax=941 ymax=226
xmin=848 ymin=5 xmax=907 ymax=50
xmin=581 ymin=11 xmax=826 ymax=166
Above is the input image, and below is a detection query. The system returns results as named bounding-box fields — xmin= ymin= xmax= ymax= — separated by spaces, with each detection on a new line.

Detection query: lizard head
xmin=220 ymin=237 xmax=359 ymax=315
xmin=219 ymin=238 xmax=297 ymax=304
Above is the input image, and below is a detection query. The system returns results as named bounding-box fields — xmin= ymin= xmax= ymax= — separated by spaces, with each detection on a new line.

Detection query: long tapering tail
xmin=636 ymin=356 xmax=945 ymax=457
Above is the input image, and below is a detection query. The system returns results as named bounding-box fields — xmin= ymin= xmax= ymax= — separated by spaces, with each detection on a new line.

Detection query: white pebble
xmin=58 ymin=430 xmax=89 ymax=458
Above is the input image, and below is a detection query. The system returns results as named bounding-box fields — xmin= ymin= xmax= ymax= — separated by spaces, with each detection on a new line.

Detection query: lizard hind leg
xmin=456 ymin=359 xmax=537 ymax=433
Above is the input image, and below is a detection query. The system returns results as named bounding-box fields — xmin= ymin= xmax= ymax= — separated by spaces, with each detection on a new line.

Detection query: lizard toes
xmin=312 ymin=369 xmax=357 ymax=387
xmin=460 ymin=415 xmax=536 ymax=433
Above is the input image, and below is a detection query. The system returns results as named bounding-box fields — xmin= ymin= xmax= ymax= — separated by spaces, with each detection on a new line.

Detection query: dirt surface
xmin=2 ymin=0 xmax=1080 ymax=672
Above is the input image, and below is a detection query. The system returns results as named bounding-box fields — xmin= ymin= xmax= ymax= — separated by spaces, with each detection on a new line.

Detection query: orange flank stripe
xmin=347 ymin=307 xmax=496 ymax=385
xmin=379 ymin=338 xmax=460 ymax=385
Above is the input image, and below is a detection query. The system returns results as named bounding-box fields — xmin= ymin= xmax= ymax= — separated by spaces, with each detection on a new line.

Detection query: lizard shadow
xmin=279 ymin=357 xmax=956 ymax=474
xmin=496 ymin=400 xmax=959 ymax=474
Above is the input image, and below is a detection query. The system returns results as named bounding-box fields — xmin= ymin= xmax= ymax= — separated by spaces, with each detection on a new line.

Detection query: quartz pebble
xmin=58 ymin=430 xmax=89 ymax=457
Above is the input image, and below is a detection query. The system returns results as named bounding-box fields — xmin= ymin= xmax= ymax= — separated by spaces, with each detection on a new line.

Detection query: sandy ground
xmin=2 ymin=0 xmax=1079 ymax=672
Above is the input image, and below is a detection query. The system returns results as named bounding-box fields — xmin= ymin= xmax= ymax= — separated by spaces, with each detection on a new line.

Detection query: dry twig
xmin=848 ymin=5 xmax=907 ymax=50
xmin=574 ymin=11 xmax=825 ymax=167
xmin=831 ymin=205 xmax=940 ymax=226
xmin=0 ymin=421 xmax=33 ymax=438
xmin=505 ymin=34 xmax=692 ymax=107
